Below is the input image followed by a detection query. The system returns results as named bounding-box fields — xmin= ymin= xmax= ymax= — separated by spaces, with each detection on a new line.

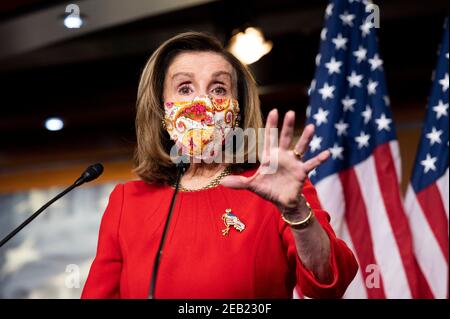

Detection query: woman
xmin=81 ymin=32 xmax=358 ymax=299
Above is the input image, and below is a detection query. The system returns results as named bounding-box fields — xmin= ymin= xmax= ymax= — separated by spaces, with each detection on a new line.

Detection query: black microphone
xmin=148 ymin=159 xmax=188 ymax=299
xmin=0 ymin=163 xmax=104 ymax=248
xmin=74 ymin=163 xmax=104 ymax=186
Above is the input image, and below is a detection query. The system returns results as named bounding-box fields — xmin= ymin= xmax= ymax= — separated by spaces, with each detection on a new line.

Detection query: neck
xmin=184 ymin=162 xmax=227 ymax=178
xmin=177 ymin=161 xmax=229 ymax=191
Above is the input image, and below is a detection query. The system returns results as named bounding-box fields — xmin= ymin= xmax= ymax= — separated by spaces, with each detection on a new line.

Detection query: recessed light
xmin=64 ymin=15 xmax=83 ymax=29
xmin=45 ymin=117 xmax=64 ymax=131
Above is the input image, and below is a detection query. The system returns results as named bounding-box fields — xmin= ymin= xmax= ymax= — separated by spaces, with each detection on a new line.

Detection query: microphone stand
xmin=148 ymin=161 xmax=187 ymax=299
xmin=0 ymin=163 xmax=104 ymax=249
xmin=0 ymin=184 xmax=78 ymax=248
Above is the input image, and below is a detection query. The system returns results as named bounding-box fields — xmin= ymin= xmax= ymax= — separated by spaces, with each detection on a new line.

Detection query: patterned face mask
xmin=163 ymin=95 xmax=240 ymax=160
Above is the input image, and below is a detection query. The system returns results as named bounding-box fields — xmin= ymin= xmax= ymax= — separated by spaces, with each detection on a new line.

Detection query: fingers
xmin=279 ymin=110 xmax=295 ymax=149
xmin=220 ymin=175 xmax=250 ymax=190
xmin=293 ymin=124 xmax=315 ymax=157
xmin=302 ymin=150 xmax=330 ymax=172
xmin=263 ymin=109 xmax=279 ymax=157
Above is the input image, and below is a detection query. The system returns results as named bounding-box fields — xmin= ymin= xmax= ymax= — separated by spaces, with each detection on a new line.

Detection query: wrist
xmin=279 ymin=194 xmax=314 ymax=229
xmin=278 ymin=194 xmax=308 ymax=216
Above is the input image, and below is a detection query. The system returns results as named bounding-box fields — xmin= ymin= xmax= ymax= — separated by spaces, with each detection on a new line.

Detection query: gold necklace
xmin=174 ymin=165 xmax=233 ymax=192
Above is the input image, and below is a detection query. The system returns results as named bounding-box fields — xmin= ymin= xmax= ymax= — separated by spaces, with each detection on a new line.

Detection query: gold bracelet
xmin=281 ymin=196 xmax=314 ymax=229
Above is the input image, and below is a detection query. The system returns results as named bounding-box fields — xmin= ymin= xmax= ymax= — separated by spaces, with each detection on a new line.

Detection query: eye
xmin=178 ymin=85 xmax=193 ymax=95
xmin=212 ymin=86 xmax=227 ymax=95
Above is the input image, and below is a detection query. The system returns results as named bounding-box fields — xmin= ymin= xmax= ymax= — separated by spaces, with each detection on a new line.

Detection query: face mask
xmin=163 ymin=95 xmax=240 ymax=160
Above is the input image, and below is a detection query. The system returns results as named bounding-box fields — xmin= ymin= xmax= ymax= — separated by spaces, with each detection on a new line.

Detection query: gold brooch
xmin=222 ymin=208 xmax=245 ymax=235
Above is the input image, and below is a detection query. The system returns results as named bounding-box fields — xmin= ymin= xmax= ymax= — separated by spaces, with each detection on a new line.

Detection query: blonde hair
xmin=133 ymin=31 xmax=263 ymax=185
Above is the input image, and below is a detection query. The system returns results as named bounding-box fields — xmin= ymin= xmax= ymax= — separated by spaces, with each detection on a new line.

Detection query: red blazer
xmin=81 ymin=166 xmax=358 ymax=299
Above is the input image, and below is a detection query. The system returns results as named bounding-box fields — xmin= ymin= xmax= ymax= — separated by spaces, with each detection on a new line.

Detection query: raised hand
xmin=220 ymin=109 xmax=330 ymax=210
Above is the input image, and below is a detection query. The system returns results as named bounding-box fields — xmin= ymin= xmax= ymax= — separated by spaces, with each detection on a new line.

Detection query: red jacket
xmin=81 ymin=166 xmax=358 ymax=299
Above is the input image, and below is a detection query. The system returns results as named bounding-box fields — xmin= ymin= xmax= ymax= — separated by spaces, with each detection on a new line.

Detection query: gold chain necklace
xmin=174 ymin=165 xmax=233 ymax=192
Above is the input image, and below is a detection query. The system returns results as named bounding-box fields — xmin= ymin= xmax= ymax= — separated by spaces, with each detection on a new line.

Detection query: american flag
xmin=304 ymin=0 xmax=423 ymax=298
xmin=404 ymin=19 xmax=449 ymax=299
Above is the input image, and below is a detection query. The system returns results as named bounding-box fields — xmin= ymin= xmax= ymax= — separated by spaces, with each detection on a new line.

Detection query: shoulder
xmin=105 ymin=180 xmax=170 ymax=221
xmin=122 ymin=179 xmax=158 ymax=191
xmin=108 ymin=179 xmax=169 ymax=201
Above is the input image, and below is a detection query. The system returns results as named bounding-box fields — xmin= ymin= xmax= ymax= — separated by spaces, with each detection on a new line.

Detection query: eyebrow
xmin=170 ymin=71 xmax=233 ymax=82
xmin=211 ymin=71 xmax=233 ymax=81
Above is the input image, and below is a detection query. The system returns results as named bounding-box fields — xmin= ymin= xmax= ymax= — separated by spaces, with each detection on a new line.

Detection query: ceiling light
xmin=64 ymin=15 xmax=83 ymax=29
xmin=45 ymin=117 xmax=64 ymax=131
xmin=227 ymin=27 xmax=273 ymax=65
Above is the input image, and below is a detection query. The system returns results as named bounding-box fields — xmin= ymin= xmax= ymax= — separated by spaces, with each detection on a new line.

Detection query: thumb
xmin=220 ymin=175 xmax=250 ymax=190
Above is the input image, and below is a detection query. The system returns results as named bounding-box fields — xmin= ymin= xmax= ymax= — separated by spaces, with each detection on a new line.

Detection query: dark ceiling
xmin=0 ymin=0 xmax=61 ymax=20
xmin=0 ymin=0 xmax=448 ymax=173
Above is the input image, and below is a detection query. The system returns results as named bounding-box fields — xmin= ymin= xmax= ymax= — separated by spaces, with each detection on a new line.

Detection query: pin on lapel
xmin=222 ymin=208 xmax=245 ymax=236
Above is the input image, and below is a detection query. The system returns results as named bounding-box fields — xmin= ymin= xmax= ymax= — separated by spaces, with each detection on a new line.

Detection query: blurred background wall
xmin=0 ymin=0 xmax=448 ymax=298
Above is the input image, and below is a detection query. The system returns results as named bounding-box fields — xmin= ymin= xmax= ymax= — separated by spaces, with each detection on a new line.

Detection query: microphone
xmin=0 ymin=163 xmax=104 ymax=248
xmin=148 ymin=158 xmax=188 ymax=299
xmin=74 ymin=163 xmax=104 ymax=186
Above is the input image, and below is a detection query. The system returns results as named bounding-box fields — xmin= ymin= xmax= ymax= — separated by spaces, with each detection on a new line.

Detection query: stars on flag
xmin=304 ymin=0 xmax=398 ymax=183
xmin=329 ymin=143 xmax=344 ymax=160
xmin=316 ymin=53 xmax=322 ymax=66
xmin=409 ymin=19 xmax=448 ymax=192
xmin=306 ymin=105 xmax=312 ymax=118
xmin=353 ymin=46 xmax=368 ymax=63
xmin=321 ymin=28 xmax=328 ymax=41
xmin=339 ymin=11 xmax=356 ymax=27
xmin=439 ymin=73 xmax=449 ymax=92
xmin=318 ymin=82 xmax=336 ymax=100
xmin=367 ymin=79 xmax=378 ymax=95
xmin=332 ymin=33 xmax=348 ymax=50
xmin=360 ymin=20 xmax=374 ymax=37
xmin=325 ymin=3 xmax=333 ymax=18
xmin=368 ymin=54 xmax=383 ymax=71
xmin=347 ymin=71 xmax=363 ymax=88
xmin=425 ymin=127 xmax=443 ymax=145
xmin=325 ymin=57 xmax=343 ymax=75
xmin=355 ymin=131 xmax=371 ymax=149
xmin=342 ymin=95 xmax=357 ymax=112
xmin=375 ymin=113 xmax=392 ymax=131
xmin=310 ymin=135 xmax=323 ymax=152
xmin=362 ymin=105 xmax=373 ymax=124
xmin=313 ymin=107 xmax=329 ymax=126
xmin=309 ymin=79 xmax=317 ymax=93
xmin=335 ymin=119 xmax=349 ymax=136
xmin=420 ymin=153 xmax=437 ymax=173
xmin=432 ymin=100 xmax=448 ymax=119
